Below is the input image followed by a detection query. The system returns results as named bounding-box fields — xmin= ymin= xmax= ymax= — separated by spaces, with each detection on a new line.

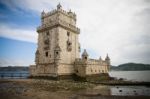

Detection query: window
xmin=56 ymin=51 xmax=59 ymax=55
xmin=84 ymin=57 xmax=87 ymax=59
xmin=67 ymin=31 xmax=70 ymax=36
xmin=46 ymin=31 xmax=49 ymax=36
xmin=45 ymin=52 xmax=48 ymax=57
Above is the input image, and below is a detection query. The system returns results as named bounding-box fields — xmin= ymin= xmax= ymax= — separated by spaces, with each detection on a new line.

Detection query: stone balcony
xmin=37 ymin=19 xmax=80 ymax=33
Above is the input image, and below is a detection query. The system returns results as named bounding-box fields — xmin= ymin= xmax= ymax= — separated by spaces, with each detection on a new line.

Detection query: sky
xmin=0 ymin=0 xmax=150 ymax=66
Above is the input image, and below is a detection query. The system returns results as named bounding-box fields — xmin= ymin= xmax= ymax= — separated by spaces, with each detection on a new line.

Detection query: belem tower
xmin=30 ymin=4 xmax=110 ymax=79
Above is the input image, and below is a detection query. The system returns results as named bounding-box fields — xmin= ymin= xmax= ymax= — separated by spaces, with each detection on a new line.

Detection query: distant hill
xmin=110 ymin=63 xmax=150 ymax=71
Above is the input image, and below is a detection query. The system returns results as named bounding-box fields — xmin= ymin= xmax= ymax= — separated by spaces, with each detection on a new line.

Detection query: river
xmin=109 ymin=70 xmax=150 ymax=82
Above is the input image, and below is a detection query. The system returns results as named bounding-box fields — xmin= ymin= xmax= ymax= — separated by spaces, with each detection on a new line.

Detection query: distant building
xmin=30 ymin=4 xmax=110 ymax=78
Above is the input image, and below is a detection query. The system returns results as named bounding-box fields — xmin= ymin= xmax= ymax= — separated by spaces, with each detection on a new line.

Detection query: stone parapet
xmin=37 ymin=19 xmax=80 ymax=33
xmin=41 ymin=9 xmax=76 ymax=20
xmin=75 ymin=58 xmax=108 ymax=66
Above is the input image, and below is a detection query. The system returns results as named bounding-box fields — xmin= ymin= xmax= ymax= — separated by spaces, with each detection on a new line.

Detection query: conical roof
xmin=57 ymin=3 xmax=62 ymax=9
xmin=105 ymin=54 xmax=110 ymax=60
xmin=82 ymin=49 xmax=88 ymax=56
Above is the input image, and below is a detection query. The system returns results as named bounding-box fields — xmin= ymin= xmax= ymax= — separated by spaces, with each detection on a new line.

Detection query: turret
xmin=35 ymin=50 xmax=40 ymax=64
xmin=82 ymin=49 xmax=89 ymax=61
xmin=57 ymin=3 xmax=62 ymax=10
xmin=99 ymin=56 xmax=102 ymax=61
xmin=105 ymin=54 xmax=110 ymax=65
xmin=41 ymin=10 xmax=45 ymax=15
xmin=41 ymin=10 xmax=45 ymax=24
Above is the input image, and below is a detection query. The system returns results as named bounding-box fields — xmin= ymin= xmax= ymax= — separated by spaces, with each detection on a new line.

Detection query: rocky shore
xmin=0 ymin=79 xmax=149 ymax=99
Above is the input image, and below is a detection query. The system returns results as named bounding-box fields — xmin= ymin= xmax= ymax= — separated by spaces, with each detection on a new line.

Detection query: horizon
xmin=0 ymin=0 xmax=150 ymax=66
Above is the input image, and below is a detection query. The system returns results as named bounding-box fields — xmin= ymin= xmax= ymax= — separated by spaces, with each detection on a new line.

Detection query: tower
xmin=30 ymin=4 xmax=111 ymax=79
xmin=35 ymin=4 xmax=80 ymax=76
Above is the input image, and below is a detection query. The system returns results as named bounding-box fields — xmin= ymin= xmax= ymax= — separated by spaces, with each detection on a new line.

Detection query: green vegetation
xmin=111 ymin=63 xmax=150 ymax=71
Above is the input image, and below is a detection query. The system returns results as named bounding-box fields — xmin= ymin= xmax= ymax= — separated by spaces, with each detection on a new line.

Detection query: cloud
xmin=0 ymin=0 xmax=150 ymax=65
xmin=0 ymin=24 xmax=37 ymax=43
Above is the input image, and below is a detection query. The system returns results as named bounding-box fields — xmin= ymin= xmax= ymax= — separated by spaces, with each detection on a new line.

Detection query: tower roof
xmin=105 ymin=54 xmax=110 ymax=60
xmin=99 ymin=56 xmax=102 ymax=60
xmin=57 ymin=3 xmax=62 ymax=9
xmin=82 ymin=49 xmax=88 ymax=56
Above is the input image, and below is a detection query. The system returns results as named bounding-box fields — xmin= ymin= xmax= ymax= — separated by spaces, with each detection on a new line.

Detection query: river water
xmin=109 ymin=70 xmax=150 ymax=82
xmin=108 ymin=71 xmax=150 ymax=96
xmin=0 ymin=70 xmax=150 ymax=96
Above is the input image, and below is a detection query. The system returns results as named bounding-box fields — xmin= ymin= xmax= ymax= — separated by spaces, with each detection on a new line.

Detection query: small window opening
xmin=45 ymin=52 xmax=48 ymax=57
xmin=76 ymin=70 xmax=78 ymax=73
xmin=84 ymin=57 xmax=87 ymax=59
xmin=67 ymin=32 xmax=70 ymax=36
xmin=68 ymin=42 xmax=71 ymax=46
xmin=56 ymin=52 xmax=59 ymax=55
xmin=46 ymin=31 xmax=49 ymax=36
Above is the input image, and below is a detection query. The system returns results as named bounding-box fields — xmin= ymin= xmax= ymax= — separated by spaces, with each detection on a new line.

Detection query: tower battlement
xmin=41 ymin=9 xmax=76 ymax=21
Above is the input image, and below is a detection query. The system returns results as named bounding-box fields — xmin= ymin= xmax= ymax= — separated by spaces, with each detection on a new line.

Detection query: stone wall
xmin=74 ymin=58 xmax=109 ymax=77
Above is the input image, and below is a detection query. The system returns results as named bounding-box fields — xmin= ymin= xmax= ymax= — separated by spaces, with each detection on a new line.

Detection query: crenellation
xmin=41 ymin=8 xmax=76 ymax=22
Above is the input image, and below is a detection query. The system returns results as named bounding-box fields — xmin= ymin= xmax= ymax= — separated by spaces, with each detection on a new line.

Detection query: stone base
xmin=86 ymin=73 xmax=110 ymax=82
xmin=29 ymin=73 xmax=111 ymax=82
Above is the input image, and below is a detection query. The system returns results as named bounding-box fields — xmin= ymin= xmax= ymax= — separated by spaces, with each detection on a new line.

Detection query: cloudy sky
xmin=0 ymin=0 xmax=150 ymax=66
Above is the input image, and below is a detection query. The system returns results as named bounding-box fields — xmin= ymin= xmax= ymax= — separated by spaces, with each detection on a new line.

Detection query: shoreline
xmin=0 ymin=79 xmax=150 ymax=99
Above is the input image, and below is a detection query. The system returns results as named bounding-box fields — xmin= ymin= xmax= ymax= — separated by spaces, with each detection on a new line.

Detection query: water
xmin=109 ymin=71 xmax=150 ymax=82
xmin=110 ymin=86 xmax=150 ymax=96
xmin=0 ymin=71 xmax=29 ymax=79
xmin=108 ymin=71 xmax=150 ymax=96
xmin=0 ymin=70 xmax=150 ymax=96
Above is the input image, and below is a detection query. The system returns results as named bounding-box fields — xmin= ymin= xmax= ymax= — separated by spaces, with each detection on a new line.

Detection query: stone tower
xmin=30 ymin=4 xmax=110 ymax=79
xmin=35 ymin=3 xmax=80 ymax=77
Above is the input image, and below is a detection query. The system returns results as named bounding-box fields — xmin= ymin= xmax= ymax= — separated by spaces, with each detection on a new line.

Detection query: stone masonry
xmin=30 ymin=3 xmax=110 ymax=78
